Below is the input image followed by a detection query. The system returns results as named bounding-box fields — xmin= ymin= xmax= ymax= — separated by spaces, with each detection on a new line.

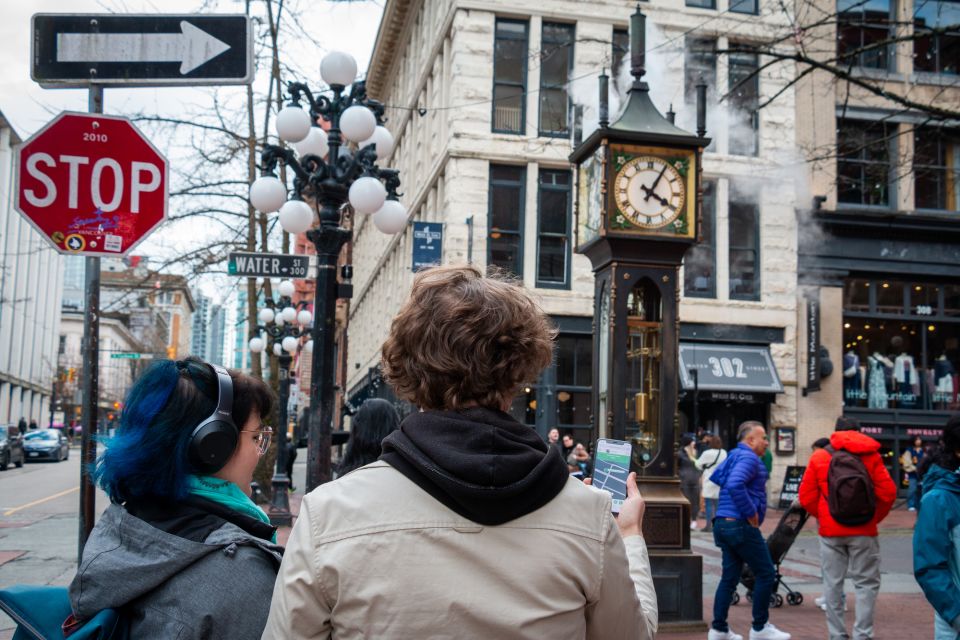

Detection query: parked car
xmin=23 ymin=429 xmax=70 ymax=462
xmin=0 ymin=427 xmax=25 ymax=470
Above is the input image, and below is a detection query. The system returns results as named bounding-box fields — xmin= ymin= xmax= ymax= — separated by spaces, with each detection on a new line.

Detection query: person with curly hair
xmin=263 ymin=264 xmax=658 ymax=639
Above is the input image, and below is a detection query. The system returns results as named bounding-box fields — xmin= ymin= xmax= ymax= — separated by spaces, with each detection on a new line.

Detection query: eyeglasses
xmin=240 ymin=426 xmax=273 ymax=456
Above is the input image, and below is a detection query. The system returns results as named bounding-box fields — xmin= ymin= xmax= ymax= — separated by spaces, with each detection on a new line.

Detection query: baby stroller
xmin=731 ymin=502 xmax=810 ymax=608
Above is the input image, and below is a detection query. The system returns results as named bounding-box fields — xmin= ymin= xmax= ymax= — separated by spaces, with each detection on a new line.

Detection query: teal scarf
xmin=186 ymin=475 xmax=277 ymax=543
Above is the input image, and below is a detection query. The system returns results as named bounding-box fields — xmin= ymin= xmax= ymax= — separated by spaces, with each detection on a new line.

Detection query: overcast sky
xmin=1 ymin=0 xmax=383 ymax=311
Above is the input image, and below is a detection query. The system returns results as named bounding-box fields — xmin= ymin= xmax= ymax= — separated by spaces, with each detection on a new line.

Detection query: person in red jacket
xmin=798 ymin=416 xmax=896 ymax=640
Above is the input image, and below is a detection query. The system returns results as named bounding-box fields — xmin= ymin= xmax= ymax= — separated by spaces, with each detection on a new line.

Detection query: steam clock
xmin=570 ymin=7 xmax=709 ymax=629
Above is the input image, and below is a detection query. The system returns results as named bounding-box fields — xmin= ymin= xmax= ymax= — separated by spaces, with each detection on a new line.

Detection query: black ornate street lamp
xmin=249 ymin=51 xmax=407 ymax=492
xmin=249 ymin=279 xmax=313 ymax=525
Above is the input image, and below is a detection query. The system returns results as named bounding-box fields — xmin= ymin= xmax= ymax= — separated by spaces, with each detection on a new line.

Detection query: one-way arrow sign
xmin=32 ymin=14 xmax=253 ymax=87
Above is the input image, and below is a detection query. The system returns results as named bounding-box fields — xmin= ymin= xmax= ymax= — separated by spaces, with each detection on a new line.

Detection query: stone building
xmin=795 ymin=0 xmax=960 ymax=493
xmin=346 ymin=0 xmax=803 ymax=486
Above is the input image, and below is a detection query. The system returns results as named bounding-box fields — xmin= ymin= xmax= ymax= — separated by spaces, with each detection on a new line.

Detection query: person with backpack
xmin=798 ymin=416 xmax=896 ymax=640
xmin=913 ymin=415 xmax=960 ymax=640
xmin=696 ymin=434 xmax=727 ymax=533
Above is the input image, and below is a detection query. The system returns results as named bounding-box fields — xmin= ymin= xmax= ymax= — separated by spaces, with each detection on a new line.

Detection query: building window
xmin=684 ymin=179 xmax=717 ymax=297
xmin=687 ymin=0 xmax=716 ymax=9
xmin=837 ymin=119 xmax=893 ymax=207
xmin=556 ymin=333 xmax=593 ymax=428
xmin=537 ymin=169 xmax=572 ymax=288
xmin=684 ymin=37 xmax=717 ymax=151
xmin=913 ymin=0 xmax=960 ymax=75
xmin=914 ymin=127 xmax=960 ymax=211
xmin=730 ymin=0 xmax=759 ymax=14
xmin=837 ymin=0 xmax=895 ymax=70
xmin=539 ymin=22 xmax=574 ymax=137
xmin=488 ymin=164 xmax=526 ymax=276
xmin=492 ymin=19 xmax=528 ymax=134
xmin=729 ymin=199 xmax=760 ymax=300
xmin=728 ymin=50 xmax=759 ymax=156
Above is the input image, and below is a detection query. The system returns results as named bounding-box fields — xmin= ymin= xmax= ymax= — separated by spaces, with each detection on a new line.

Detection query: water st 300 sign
xmin=31 ymin=14 xmax=253 ymax=87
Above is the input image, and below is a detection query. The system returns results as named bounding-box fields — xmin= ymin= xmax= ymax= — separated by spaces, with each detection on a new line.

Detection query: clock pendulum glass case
xmin=626 ymin=279 xmax=662 ymax=470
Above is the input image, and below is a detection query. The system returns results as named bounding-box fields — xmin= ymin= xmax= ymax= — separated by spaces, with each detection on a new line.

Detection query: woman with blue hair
xmin=68 ymin=356 xmax=282 ymax=639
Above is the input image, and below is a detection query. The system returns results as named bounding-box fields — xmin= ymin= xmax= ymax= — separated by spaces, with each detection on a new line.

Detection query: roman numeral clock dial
xmin=614 ymin=156 xmax=686 ymax=229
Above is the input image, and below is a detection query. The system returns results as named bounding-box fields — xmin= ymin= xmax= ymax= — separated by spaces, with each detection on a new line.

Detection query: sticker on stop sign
xmin=14 ymin=112 xmax=168 ymax=256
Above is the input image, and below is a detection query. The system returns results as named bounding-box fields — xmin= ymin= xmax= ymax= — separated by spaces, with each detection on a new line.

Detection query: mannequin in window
xmin=891 ymin=338 xmax=918 ymax=409
xmin=843 ymin=350 xmax=862 ymax=406
xmin=934 ymin=354 xmax=956 ymax=409
xmin=867 ymin=352 xmax=892 ymax=409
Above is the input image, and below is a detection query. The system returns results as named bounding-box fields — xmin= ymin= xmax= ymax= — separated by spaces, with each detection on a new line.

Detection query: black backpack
xmin=825 ymin=445 xmax=876 ymax=526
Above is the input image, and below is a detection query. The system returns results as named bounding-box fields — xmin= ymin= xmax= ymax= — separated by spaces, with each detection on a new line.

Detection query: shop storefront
xmin=677 ymin=336 xmax=785 ymax=448
xmin=841 ymin=277 xmax=958 ymax=491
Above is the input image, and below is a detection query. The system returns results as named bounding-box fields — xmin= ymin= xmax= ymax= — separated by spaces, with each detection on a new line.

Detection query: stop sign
xmin=14 ymin=112 xmax=168 ymax=256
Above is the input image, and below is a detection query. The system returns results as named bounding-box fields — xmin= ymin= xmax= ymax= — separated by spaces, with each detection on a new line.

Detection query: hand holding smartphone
xmin=591 ymin=439 xmax=632 ymax=513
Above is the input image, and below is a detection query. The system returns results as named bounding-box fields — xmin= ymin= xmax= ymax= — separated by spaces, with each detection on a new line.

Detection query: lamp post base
xmin=267 ymin=473 xmax=293 ymax=527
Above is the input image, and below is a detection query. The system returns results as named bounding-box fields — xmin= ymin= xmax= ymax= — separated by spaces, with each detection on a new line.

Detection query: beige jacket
xmin=262 ymin=461 xmax=658 ymax=639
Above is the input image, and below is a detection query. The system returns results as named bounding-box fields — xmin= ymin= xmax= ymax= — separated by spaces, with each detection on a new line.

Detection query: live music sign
xmin=14 ymin=112 xmax=168 ymax=256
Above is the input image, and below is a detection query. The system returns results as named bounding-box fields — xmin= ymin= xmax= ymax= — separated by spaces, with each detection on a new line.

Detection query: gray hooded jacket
xmin=70 ymin=502 xmax=283 ymax=640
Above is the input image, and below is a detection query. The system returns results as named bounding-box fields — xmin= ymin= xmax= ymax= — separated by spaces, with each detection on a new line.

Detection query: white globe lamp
xmin=258 ymin=308 xmax=275 ymax=325
xmin=304 ymin=340 xmax=314 ymax=353
xmin=249 ymin=176 xmax=286 ymax=213
xmin=320 ymin=51 xmax=358 ymax=87
xmin=339 ymin=106 xmax=377 ymax=143
xmin=281 ymin=307 xmax=297 ymax=323
xmin=281 ymin=336 xmax=299 ymax=353
xmin=249 ymin=337 xmax=265 ymax=353
xmin=279 ymin=200 xmax=314 ymax=235
xmin=297 ymin=309 xmax=313 ymax=326
xmin=278 ymin=280 xmax=296 ymax=298
xmin=273 ymin=342 xmax=283 ymax=356
xmin=360 ymin=126 xmax=395 ymax=160
xmin=372 ymin=199 xmax=408 ymax=234
xmin=276 ymin=105 xmax=312 ymax=143
xmin=348 ymin=177 xmax=387 ymax=214
xmin=275 ymin=314 xmax=285 ymax=327
xmin=293 ymin=127 xmax=329 ymax=158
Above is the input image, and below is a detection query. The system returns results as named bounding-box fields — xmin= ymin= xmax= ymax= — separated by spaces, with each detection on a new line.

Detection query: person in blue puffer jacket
xmin=913 ymin=414 xmax=960 ymax=640
xmin=706 ymin=421 xmax=791 ymax=640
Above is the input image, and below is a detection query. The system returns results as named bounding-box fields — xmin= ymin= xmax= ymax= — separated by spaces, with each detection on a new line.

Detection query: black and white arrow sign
xmin=32 ymin=14 xmax=252 ymax=87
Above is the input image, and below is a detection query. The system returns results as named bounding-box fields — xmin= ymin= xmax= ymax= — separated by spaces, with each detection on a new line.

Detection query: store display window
xmin=842 ymin=278 xmax=960 ymax=410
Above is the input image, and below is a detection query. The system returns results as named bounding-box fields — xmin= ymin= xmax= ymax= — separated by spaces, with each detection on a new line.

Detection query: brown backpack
xmin=825 ymin=445 xmax=876 ymax=526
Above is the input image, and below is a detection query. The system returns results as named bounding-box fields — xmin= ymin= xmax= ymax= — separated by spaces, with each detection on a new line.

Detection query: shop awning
xmin=678 ymin=343 xmax=784 ymax=394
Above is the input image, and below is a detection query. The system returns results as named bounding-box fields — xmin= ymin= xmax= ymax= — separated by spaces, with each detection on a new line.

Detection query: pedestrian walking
xmin=547 ymin=426 xmax=564 ymax=457
xmin=336 ymin=397 xmax=400 ymax=477
xmin=708 ymin=421 xmax=791 ymax=640
xmin=798 ymin=416 xmax=896 ymax=640
xmin=28 ymin=419 xmax=37 ymax=431
xmin=561 ymin=432 xmax=576 ymax=460
xmin=16 ymin=417 xmax=26 ymax=436
xmin=913 ymin=415 xmax=960 ymax=640
xmin=901 ymin=436 xmax=925 ymax=511
xmin=68 ymin=357 xmax=282 ymax=639
xmin=262 ymin=265 xmax=658 ymax=639
xmin=680 ymin=434 xmax=702 ymax=530
xmin=696 ymin=435 xmax=727 ymax=533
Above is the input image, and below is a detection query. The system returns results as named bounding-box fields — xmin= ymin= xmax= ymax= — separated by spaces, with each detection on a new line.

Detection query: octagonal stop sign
xmin=14 ymin=112 xmax=168 ymax=256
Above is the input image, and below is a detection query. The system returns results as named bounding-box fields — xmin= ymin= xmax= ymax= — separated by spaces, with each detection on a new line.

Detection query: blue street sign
xmin=412 ymin=222 xmax=442 ymax=271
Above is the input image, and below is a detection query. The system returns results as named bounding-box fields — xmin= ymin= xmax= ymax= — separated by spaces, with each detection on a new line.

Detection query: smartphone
xmin=592 ymin=438 xmax=632 ymax=513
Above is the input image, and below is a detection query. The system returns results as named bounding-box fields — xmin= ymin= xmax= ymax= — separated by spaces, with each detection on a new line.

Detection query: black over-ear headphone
xmin=187 ymin=363 xmax=238 ymax=474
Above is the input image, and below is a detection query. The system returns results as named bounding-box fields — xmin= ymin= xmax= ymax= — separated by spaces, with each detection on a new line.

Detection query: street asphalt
xmin=0 ymin=456 xmax=935 ymax=638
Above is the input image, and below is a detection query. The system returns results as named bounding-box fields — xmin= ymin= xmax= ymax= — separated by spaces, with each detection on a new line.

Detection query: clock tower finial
xmin=630 ymin=5 xmax=646 ymax=86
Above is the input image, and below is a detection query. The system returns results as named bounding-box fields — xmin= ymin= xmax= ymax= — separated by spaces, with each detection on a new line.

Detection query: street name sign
xmin=228 ymin=252 xmax=311 ymax=279
xmin=32 ymin=14 xmax=253 ymax=87
xmin=110 ymin=353 xmax=154 ymax=359
xmin=14 ymin=112 xmax=168 ymax=257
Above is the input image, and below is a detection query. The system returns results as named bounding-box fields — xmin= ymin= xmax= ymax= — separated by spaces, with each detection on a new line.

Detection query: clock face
xmin=614 ymin=156 xmax=686 ymax=229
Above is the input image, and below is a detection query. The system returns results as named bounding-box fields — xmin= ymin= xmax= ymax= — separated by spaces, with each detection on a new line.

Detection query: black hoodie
xmin=380 ymin=406 xmax=569 ymax=525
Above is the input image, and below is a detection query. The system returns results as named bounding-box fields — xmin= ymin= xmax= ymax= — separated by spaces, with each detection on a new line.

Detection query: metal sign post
xmin=78 ymin=85 xmax=102 ymax=560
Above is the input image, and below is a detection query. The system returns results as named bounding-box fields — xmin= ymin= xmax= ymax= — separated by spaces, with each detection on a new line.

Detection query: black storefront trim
xmin=681 ymin=322 xmax=784 ymax=346
xmin=553 ymin=315 xmax=592 ymax=333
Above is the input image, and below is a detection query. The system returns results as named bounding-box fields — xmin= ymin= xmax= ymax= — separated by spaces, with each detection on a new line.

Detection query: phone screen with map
xmin=593 ymin=439 xmax=632 ymax=513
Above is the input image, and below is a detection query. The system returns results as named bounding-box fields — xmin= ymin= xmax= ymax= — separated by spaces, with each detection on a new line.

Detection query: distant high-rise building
xmin=191 ymin=292 xmax=211 ymax=359
xmin=208 ymin=304 xmax=226 ymax=365
xmin=234 ymin=289 xmax=249 ymax=370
